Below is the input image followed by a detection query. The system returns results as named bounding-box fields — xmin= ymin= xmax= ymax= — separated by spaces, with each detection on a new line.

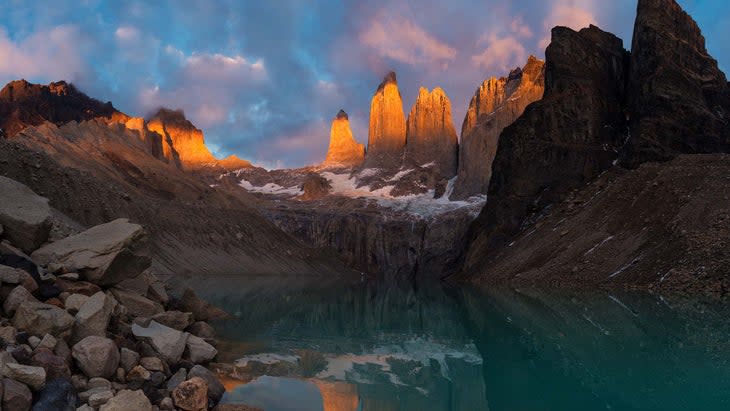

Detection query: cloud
xmin=539 ymin=2 xmax=598 ymax=48
xmin=360 ymin=13 xmax=457 ymax=68
xmin=114 ymin=26 xmax=140 ymax=42
xmin=138 ymin=50 xmax=267 ymax=128
xmin=471 ymin=16 xmax=532 ymax=72
xmin=0 ymin=25 xmax=88 ymax=84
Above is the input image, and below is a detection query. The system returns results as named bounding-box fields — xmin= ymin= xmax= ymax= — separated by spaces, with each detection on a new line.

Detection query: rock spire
xmin=323 ymin=110 xmax=365 ymax=167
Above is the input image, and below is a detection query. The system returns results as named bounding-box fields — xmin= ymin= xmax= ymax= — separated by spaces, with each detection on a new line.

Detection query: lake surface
xmin=196 ymin=277 xmax=730 ymax=411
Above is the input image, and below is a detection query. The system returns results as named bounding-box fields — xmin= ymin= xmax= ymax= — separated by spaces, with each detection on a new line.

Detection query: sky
xmin=0 ymin=0 xmax=728 ymax=168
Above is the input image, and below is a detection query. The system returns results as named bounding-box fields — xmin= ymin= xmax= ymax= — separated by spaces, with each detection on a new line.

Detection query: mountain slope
xmin=0 ymin=107 xmax=350 ymax=278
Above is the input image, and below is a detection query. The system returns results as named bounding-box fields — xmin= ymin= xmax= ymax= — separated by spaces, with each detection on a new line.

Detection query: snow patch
xmin=386 ymin=168 xmax=414 ymax=182
xmin=320 ymin=172 xmax=485 ymax=217
xmin=239 ymin=179 xmax=303 ymax=196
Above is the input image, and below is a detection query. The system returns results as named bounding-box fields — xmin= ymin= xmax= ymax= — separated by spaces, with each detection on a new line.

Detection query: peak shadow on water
xmin=193 ymin=276 xmax=730 ymax=411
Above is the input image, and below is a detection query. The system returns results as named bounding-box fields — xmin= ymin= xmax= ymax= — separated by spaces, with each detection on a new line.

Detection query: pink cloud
xmin=360 ymin=13 xmax=457 ymax=68
xmin=471 ymin=35 xmax=528 ymax=72
xmin=138 ymin=49 xmax=267 ymax=128
xmin=0 ymin=25 xmax=88 ymax=84
xmin=540 ymin=3 xmax=598 ymax=48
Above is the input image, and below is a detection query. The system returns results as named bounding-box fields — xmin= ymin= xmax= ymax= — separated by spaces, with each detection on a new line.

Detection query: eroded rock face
xmin=0 ymin=80 xmax=117 ymax=137
xmin=147 ymin=108 xmax=217 ymax=170
xmin=364 ymin=72 xmax=406 ymax=168
xmin=463 ymin=25 xmax=629 ymax=272
xmin=119 ymin=117 xmax=180 ymax=167
xmin=323 ymin=110 xmax=365 ymax=168
xmin=451 ymin=56 xmax=545 ymax=200
xmin=621 ymin=0 xmax=730 ymax=165
xmin=404 ymin=87 xmax=458 ymax=179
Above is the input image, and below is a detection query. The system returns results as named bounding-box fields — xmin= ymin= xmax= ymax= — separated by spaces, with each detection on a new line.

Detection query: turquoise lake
xmin=197 ymin=277 xmax=730 ymax=411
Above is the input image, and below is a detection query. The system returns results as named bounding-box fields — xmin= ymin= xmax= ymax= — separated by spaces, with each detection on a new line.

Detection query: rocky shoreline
xmin=0 ymin=176 xmax=255 ymax=411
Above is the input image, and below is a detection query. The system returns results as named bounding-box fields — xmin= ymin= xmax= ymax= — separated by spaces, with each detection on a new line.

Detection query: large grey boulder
xmin=3 ymin=363 xmax=46 ymax=391
xmin=110 ymin=288 xmax=163 ymax=318
xmin=30 ymin=219 xmax=151 ymax=286
xmin=131 ymin=321 xmax=188 ymax=364
xmin=100 ymin=389 xmax=152 ymax=411
xmin=13 ymin=301 xmax=74 ymax=336
xmin=71 ymin=336 xmax=120 ymax=378
xmin=2 ymin=377 xmax=33 ymax=411
xmin=0 ymin=176 xmax=52 ymax=253
xmin=0 ymin=264 xmax=21 ymax=284
xmin=185 ymin=335 xmax=217 ymax=363
xmin=3 ymin=285 xmax=38 ymax=315
xmin=73 ymin=291 xmax=114 ymax=343
xmin=187 ymin=365 xmax=224 ymax=404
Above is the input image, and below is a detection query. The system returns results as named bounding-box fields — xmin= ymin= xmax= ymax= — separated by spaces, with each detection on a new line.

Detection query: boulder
xmin=111 ymin=288 xmax=163 ymax=318
xmin=30 ymin=219 xmax=151 ymax=287
xmin=186 ymin=322 xmax=216 ymax=341
xmin=187 ymin=365 xmax=224 ymax=404
xmin=166 ymin=368 xmax=187 ymax=391
xmin=64 ymin=293 xmax=89 ymax=314
xmin=185 ymin=335 xmax=217 ymax=363
xmin=120 ymin=348 xmax=140 ymax=373
xmin=178 ymin=288 xmax=228 ymax=321
xmin=131 ymin=321 xmax=188 ymax=364
xmin=87 ymin=377 xmax=112 ymax=390
xmin=13 ymin=301 xmax=74 ymax=336
xmin=30 ymin=377 xmax=77 ymax=411
xmin=2 ymin=377 xmax=32 ymax=411
xmin=0 ymin=264 xmax=21 ymax=284
xmin=114 ymin=272 xmax=151 ymax=295
xmin=172 ymin=377 xmax=208 ymax=411
xmin=73 ymin=291 xmax=114 ymax=342
xmin=55 ymin=279 xmax=101 ymax=296
xmin=3 ymin=285 xmax=38 ymax=315
xmin=147 ymin=281 xmax=169 ymax=305
xmin=31 ymin=348 xmax=70 ymax=379
xmin=3 ymin=363 xmax=46 ymax=391
xmin=99 ymin=389 xmax=152 ymax=411
xmin=139 ymin=357 xmax=165 ymax=373
xmin=151 ymin=311 xmax=193 ymax=331
xmin=126 ymin=365 xmax=151 ymax=382
xmin=0 ymin=326 xmax=17 ymax=344
xmin=72 ymin=336 xmax=120 ymax=378
xmin=0 ymin=176 xmax=52 ymax=253
xmin=38 ymin=333 xmax=57 ymax=350
xmin=88 ymin=389 xmax=115 ymax=407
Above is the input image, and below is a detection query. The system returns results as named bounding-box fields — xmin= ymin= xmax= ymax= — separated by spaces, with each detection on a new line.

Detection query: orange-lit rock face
xmin=323 ymin=110 xmax=365 ymax=167
xmin=217 ymin=154 xmax=252 ymax=170
xmin=451 ymin=55 xmax=545 ymax=199
xmin=405 ymin=87 xmax=458 ymax=178
xmin=146 ymin=117 xmax=182 ymax=167
xmin=309 ymin=379 xmax=359 ymax=411
xmin=365 ymin=72 xmax=406 ymax=167
xmin=148 ymin=108 xmax=217 ymax=169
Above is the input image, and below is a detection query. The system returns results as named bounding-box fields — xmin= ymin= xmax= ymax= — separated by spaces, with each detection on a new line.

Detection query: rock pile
xmin=0 ymin=176 xmax=232 ymax=411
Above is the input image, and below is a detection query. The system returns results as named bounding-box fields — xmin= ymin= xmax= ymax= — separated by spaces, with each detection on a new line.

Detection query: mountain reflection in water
xmin=194 ymin=277 xmax=730 ymax=411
